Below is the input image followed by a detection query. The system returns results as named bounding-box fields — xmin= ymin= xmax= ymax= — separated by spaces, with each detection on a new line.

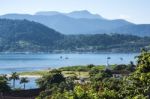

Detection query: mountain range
xmin=1 ymin=10 xmax=150 ymax=36
xmin=0 ymin=19 xmax=149 ymax=52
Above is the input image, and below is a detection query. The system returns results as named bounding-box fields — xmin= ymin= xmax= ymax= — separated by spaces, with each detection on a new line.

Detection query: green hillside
xmin=0 ymin=19 xmax=149 ymax=52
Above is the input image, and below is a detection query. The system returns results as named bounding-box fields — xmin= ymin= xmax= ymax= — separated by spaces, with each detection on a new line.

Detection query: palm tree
xmin=105 ymin=57 xmax=111 ymax=70
xmin=20 ymin=77 xmax=29 ymax=89
xmin=107 ymin=57 xmax=111 ymax=66
xmin=2 ymin=74 xmax=8 ymax=81
xmin=0 ymin=76 xmax=11 ymax=92
xmin=9 ymin=72 xmax=19 ymax=88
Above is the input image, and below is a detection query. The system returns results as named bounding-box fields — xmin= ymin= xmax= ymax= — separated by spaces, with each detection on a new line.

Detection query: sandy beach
xmin=6 ymin=74 xmax=42 ymax=78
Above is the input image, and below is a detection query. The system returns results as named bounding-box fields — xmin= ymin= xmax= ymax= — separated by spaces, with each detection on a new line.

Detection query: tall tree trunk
xmin=13 ymin=79 xmax=15 ymax=88
xmin=24 ymin=83 xmax=25 ymax=89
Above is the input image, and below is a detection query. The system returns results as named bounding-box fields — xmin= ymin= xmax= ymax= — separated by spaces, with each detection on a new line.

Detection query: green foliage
xmin=59 ymin=65 xmax=105 ymax=72
xmin=114 ymin=64 xmax=136 ymax=72
xmin=90 ymin=69 xmax=112 ymax=82
xmin=56 ymin=34 xmax=150 ymax=52
xmin=49 ymin=84 xmax=100 ymax=99
xmin=20 ymin=77 xmax=29 ymax=89
xmin=18 ymin=70 xmax=49 ymax=76
xmin=136 ymin=50 xmax=150 ymax=73
xmin=99 ymin=88 xmax=120 ymax=99
xmin=36 ymin=70 xmax=65 ymax=89
xmin=0 ymin=76 xmax=11 ymax=92
xmin=36 ymin=69 xmax=74 ymax=99
xmin=0 ymin=19 xmax=149 ymax=53
xmin=0 ymin=19 xmax=63 ymax=52
xmin=9 ymin=72 xmax=19 ymax=88
xmin=36 ymin=51 xmax=150 ymax=99
xmin=119 ymin=50 xmax=150 ymax=98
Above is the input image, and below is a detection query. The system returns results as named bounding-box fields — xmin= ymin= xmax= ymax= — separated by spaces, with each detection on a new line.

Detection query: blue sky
xmin=0 ymin=0 xmax=150 ymax=24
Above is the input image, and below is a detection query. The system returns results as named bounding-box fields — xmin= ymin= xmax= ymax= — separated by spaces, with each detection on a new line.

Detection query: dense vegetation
xmin=35 ymin=50 xmax=150 ymax=99
xmin=0 ymin=75 xmax=10 ymax=92
xmin=0 ymin=19 xmax=150 ymax=52
xmin=1 ymin=51 xmax=150 ymax=98
xmin=56 ymin=34 xmax=150 ymax=52
xmin=0 ymin=19 xmax=63 ymax=52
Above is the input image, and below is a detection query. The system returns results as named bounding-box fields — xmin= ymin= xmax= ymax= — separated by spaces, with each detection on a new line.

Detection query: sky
xmin=0 ymin=0 xmax=150 ymax=24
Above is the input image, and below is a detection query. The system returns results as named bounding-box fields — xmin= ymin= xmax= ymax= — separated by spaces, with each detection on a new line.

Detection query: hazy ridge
xmin=1 ymin=10 xmax=150 ymax=36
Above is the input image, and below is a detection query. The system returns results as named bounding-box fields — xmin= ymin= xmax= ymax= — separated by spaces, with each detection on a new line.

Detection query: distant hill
xmin=35 ymin=11 xmax=62 ymax=16
xmin=0 ymin=10 xmax=135 ymax=35
xmin=35 ymin=10 xmax=104 ymax=19
xmin=56 ymin=34 xmax=150 ymax=53
xmin=112 ymin=24 xmax=150 ymax=37
xmin=0 ymin=19 xmax=149 ymax=52
xmin=0 ymin=19 xmax=63 ymax=52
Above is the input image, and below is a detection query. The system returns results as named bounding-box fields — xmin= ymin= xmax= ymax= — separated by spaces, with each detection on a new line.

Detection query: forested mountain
xmin=1 ymin=10 xmax=150 ymax=36
xmin=56 ymin=34 xmax=150 ymax=52
xmin=0 ymin=19 xmax=63 ymax=52
xmin=0 ymin=19 xmax=149 ymax=52
xmin=0 ymin=10 xmax=133 ymax=35
xmin=112 ymin=24 xmax=150 ymax=37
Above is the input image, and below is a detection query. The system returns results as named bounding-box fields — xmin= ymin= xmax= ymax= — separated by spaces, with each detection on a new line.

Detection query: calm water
xmin=0 ymin=53 xmax=139 ymax=89
xmin=0 ymin=53 xmax=139 ymax=74
xmin=9 ymin=77 xmax=38 ymax=89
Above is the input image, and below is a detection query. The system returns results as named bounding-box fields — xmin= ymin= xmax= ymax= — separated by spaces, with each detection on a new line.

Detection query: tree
xmin=120 ymin=50 xmax=150 ymax=98
xmin=0 ymin=76 xmax=11 ymax=93
xmin=126 ymin=61 xmax=136 ymax=72
xmin=20 ymin=77 xmax=29 ymax=89
xmin=136 ymin=50 xmax=150 ymax=73
xmin=107 ymin=57 xmax=111 ymax=66
xmin=89 ymin=68 xmax=100 ymax=77
xmin=87 ymin=64 xmax=95 ymax=69
xmin=50 ymin=84 xmax=99 ymax=99
xmin=36 ymin=69 xmax=65 ymax=89
xmin=9 ymin=72 xmax=19 ymax=88
xmin=99 ymin=88 xmax=119 ymax=99
xmin=36 ymin=50 xmax=150 ymax=99
xmin=36 ymin=70 xmax=77 ymax=99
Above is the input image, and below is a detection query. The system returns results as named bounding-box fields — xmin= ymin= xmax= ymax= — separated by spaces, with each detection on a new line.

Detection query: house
xmin=111 ymin=70 xmax=130 ymax=78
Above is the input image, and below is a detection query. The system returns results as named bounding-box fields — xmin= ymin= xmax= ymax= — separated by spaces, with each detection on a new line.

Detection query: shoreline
xmin=19 ymin=75 xmax=42 ymax=78
xmin=0 ymin=52 xmax=139 ymax=54
xmin=6 ymin=74 xmax=42 ymax=78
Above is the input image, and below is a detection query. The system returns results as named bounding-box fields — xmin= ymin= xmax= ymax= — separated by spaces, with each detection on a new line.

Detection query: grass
xmin=62 ymin=71 xmax=89 ymax=78
xmin=19 ymin=70 xmax=89 ymax=78
xmin=18 ymin=70 xmax=49 ymax=76
xmin=18 ymin=65 xmax=113 ymax=78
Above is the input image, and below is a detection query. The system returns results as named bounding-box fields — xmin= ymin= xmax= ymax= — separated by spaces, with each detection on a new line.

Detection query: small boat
xmin=120 ymin=57 xmax=123 ymax=61
xmin=65 ymin=57 xmax=69 ymax=59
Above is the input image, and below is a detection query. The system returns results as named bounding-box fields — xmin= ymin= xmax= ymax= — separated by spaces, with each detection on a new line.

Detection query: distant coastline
xmin=0 ymin=51 xmax=140 ymax=54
